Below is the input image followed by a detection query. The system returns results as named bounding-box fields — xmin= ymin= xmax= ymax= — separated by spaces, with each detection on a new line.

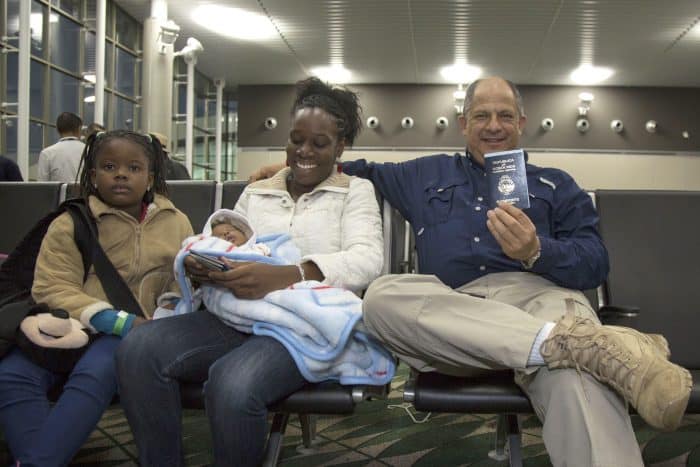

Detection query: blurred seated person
xmin=150 ymin=132 xmax=191 ymax=180
xmin=0 ymin=155 xmax=22 ymax=181
xmin=82 ymin=122 xmax=105 ymax=141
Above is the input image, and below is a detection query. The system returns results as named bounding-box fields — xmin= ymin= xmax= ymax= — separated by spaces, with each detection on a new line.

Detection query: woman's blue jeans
xmin=116 ymin=311 xmax=306 ymax=467
xmin=0 ymin=335 xmax=121 ymax=467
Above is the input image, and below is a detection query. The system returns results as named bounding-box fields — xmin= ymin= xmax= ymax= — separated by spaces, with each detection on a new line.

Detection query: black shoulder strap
xmin=64 ymin=201 xmax=145 ymax=317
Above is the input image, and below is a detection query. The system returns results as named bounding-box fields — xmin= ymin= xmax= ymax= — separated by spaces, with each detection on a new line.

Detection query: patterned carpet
xmin=3 ymin=365 xmax=700 ymax=466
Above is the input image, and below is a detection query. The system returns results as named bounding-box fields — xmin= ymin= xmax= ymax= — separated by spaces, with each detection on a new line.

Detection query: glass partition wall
xmin=172 ymin=60 xmax=238 ymax=181
xmin=0 ymin=0 xmax=237 ymax=181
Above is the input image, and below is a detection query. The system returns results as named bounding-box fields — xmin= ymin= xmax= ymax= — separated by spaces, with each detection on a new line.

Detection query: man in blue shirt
xmin=252 ymin=76 xmax=690 ymax=466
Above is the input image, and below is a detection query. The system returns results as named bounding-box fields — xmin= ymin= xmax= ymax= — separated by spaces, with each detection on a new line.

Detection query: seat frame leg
xmin=299 ymin=413 xmax=317 ymax=448
xmin=489 ymin=413 xmax=509 ymax=461
xmin=296 ymin=413 xmax=321 ymax=455
xmin=262 ymin=412 xmax=290 ymax=467
xmin=505 ymin=413 xmax=523 ymax=467
xmin=488 ymin=413 xmax=523 ymax=467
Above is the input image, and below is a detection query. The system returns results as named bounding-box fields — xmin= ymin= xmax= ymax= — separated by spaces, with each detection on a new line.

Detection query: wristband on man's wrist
xmin=296 ymin=263 xmax=306 ymax=282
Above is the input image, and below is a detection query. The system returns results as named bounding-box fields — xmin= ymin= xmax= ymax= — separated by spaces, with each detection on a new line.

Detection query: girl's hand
xmin=132 ymin=316 xmax=147 ymax=327
xmin=207 ymin=260 xmax=300 ymax=300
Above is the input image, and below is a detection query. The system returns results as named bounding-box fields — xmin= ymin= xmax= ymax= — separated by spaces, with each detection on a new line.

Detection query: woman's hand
xmin=207 ymin=260 xmax=300 ymax=300
xmin=184 ymin=255 xmax=213 ymax=285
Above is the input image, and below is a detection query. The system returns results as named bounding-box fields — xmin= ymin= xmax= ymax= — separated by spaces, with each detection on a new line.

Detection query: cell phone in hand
xmin=189 ymin=251 xmax=229 ymax=271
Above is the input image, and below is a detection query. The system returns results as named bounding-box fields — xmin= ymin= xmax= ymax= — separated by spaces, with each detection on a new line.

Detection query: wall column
xmin=141 ymin=1 xmax=174 ymax=140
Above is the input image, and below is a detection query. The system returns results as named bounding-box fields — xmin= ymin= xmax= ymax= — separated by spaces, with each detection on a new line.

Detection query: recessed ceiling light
xmin=570 ymin=64 xmax=614 ymax=85
xmin=690 ymin=21 xmax=700 ymax=38
xmin=191 ymin=5 xmax=277 ymax=41
xmin=440 ymin=63 xmax=482 ymax=84
xmin=578 ymin=92 xmax=594 ymax=102
xmin=310 ymin=64 xmax=352 ymax=84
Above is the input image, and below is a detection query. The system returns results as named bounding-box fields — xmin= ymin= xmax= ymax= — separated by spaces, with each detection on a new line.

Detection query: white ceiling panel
xmin=116 ymin=0 xmax=700 ymax=87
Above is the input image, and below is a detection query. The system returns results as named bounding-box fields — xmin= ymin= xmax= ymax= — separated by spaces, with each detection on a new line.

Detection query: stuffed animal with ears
xmin=15 ymin=304 xmax=97 ymax=373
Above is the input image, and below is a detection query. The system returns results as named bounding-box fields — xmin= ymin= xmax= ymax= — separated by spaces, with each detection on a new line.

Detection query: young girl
xmin=0 ymin=130 xmax=193 ymax=466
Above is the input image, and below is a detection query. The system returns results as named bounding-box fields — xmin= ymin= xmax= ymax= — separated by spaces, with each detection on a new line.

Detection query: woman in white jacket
xmin=117 ymin=77 xmax=384 ymax=467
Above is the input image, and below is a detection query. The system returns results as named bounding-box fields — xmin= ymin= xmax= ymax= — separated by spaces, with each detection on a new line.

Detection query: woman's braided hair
xmin=77 ymin=129 xmax=169 ymax=203
xmin=291 ymin=77 xmax=362 ymax=146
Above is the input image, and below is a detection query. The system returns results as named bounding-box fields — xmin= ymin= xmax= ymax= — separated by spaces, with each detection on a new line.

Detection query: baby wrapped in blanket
xmin=162 ymin=209 xmax=395 ymax=386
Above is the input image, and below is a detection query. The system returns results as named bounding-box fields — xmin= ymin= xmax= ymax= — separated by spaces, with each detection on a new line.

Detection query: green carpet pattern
xmin=3 ymin=365 xmax=700 ymax=466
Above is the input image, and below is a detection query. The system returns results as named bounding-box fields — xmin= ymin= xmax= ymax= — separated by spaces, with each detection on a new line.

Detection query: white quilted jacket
xmin=233 ymin=168 xmax=384 ymax=292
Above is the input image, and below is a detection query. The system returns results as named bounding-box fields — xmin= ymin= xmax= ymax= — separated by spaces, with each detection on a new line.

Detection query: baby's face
xmin=211 ymin=224 xmax=248 ymax=246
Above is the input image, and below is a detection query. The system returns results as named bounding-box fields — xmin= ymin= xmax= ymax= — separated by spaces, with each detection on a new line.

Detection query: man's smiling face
xmin=459 ymin=77 xmax=527 ymax=166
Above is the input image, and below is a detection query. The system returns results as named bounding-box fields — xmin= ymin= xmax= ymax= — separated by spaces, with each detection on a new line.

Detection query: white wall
xmin=236 ymin=148 xmax=700 ymax=191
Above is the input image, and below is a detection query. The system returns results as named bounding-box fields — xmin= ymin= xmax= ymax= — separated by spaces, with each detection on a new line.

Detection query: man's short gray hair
xmin=462 ymin=78 xmax=525 ymax=117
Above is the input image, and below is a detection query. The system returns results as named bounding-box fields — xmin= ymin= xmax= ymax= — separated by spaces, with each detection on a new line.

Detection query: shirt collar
xmin=464 ymin=150 xmax=486 ymax=174
xmin=59 ymin=136 xmax=80 ymax=142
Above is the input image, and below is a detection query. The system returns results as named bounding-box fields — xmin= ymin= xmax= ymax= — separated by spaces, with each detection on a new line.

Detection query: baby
xmin=156 ymin=211 xmax=394 ymax=386
xmin=154 ymin=210 xmax=275 ymax=318
xmin=198 ymin=210 xmax=271 ymax=257
xmin=211 ymin=218 xmax=248 ymax=246
xmin=153 ymin=209 xmax=292 ymax=319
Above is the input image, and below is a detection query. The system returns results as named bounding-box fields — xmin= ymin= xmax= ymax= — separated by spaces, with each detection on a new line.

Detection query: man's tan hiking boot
xmin=541 ymin=311 xmax=692 ymax=432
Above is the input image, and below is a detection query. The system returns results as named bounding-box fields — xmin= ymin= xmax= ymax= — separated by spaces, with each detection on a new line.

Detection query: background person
xmin=0 ymin=155 xmax=22 ymax=181
xmin=82 ymin=122 xmax=106 ymax=141
xmin=117 ymin=77 xmax=384 ymax=467
xmin=150 ymin=131 xmax=191 ymax=180
xmin=37 ymin=112 xmax=85 ymax=182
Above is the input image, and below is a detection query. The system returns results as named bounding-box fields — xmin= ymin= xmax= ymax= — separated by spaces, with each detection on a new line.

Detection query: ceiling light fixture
xmin=174 ymin=37 xmax=204 ymax=63
xmin=453 ymin=84 xmax=467 ymax=114
xmin=157 ymin=20 xmax=180 ymax=54
xmin=577 ymin=92 xmax=594 ymax=116
xmin=311 ymin=64 xmax=351 ymax=84
xmin=570 ymin=64 xmax=614 ymax=85
xmin=440 ymin=63 xmax=482 ymax=84
xmin=192 ymin=5 xmax=277 ymax=41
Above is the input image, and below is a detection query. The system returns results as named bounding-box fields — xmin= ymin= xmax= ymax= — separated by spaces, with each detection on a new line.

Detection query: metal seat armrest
xmin=352 ymin=382 xmax=391 ymax=403
xmin=598 ymin=304 xmax=640 ymax=326
xmin=403 ymin=368 xmax=418 ymax=403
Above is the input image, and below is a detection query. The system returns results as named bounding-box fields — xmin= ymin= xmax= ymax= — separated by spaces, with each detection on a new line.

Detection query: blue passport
xmin=484 ymin=149 xmax=530 ymax=209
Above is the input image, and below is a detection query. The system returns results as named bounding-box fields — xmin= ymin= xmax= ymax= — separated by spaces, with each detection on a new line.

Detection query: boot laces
xmin=561 ymin=320 xmax=638 ymax=397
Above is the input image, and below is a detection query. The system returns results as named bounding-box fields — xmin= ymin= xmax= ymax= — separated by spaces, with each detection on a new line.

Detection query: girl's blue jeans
xmin=0 ymin=335 xmax=121 ymax=467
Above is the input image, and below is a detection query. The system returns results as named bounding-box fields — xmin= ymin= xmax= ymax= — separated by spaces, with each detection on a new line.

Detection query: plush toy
xmin=15 ymin=304 xmax=96 ymax=373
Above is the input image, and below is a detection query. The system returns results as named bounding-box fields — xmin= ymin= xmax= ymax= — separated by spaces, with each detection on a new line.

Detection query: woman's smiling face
xmin=285 ymin=107 xmax=345 ymax=195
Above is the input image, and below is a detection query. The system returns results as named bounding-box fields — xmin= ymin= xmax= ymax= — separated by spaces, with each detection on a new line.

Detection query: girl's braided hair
xmin=77 ymin=130 xmax=169 ymax=203
xmin=291 ymin=77 xmax=362 ymax=146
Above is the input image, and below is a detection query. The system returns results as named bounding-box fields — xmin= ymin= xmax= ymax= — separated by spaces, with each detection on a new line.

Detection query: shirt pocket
xmin=422 ymin=184 xmax=456 ymax=225
xmin=526 ymin=183 xmax=555 ymax=235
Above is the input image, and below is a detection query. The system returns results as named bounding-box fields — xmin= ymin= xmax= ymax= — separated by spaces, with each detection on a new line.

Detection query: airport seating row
xmin=0 ymin=180 xmax=398 ymax=466
xmin=401 ymin=190 xmax=700 ymax=465
xmin=1 ymin=181 xmax=698 ymax=466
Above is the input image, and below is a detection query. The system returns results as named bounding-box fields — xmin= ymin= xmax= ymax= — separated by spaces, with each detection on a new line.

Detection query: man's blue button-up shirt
xmin=343 ymin=152 xmax=609 ymax=291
